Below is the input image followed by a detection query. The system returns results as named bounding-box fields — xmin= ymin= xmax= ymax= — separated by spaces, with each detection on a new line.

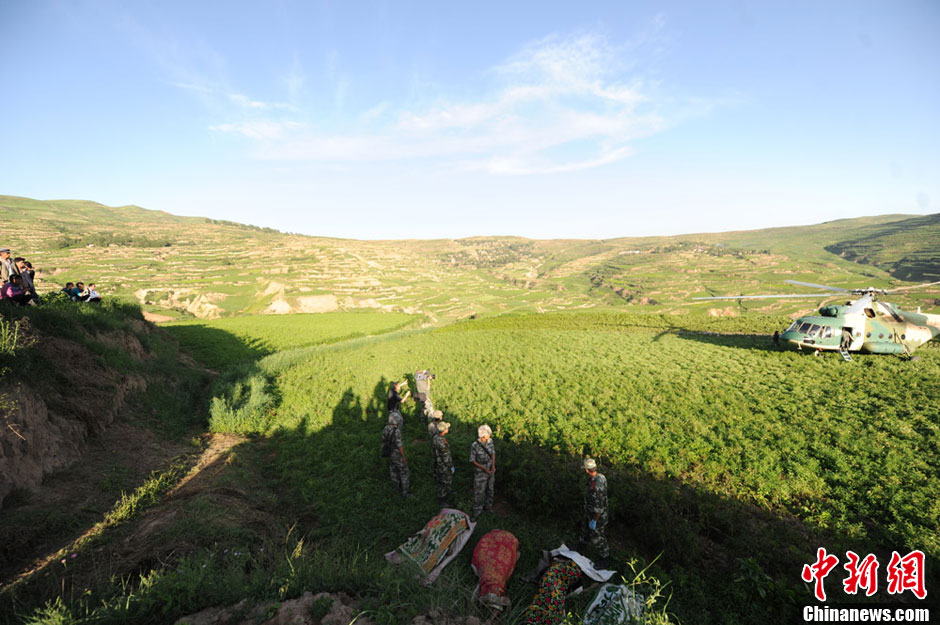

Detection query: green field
xmin=3 ymin=196 xmax=939 ymax=624
xmin=4 ymin=298 xmax=939 ymax=625
xmin=184 ymin=311 xmax=939 ymax=622
xmin=165 ymin=311 xmax=420 ymax=369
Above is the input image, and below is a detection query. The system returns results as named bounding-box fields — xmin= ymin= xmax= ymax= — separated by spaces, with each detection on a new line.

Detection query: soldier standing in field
xmin=431 ymin=421 xmax=455 ymax=505
xmin=580 ymin=458 xmax=610 ymax=567
xmin=427 ymin=409 xmax=444 ymax=439
xmin=469 ymin=424 xmax=496 ymax=521
xmin=382 ymin=411 xmax=411 ymax=497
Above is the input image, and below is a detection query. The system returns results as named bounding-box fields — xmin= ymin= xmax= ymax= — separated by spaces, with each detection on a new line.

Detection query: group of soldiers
xmin=381 ymin=370 xmax=611 ymax=566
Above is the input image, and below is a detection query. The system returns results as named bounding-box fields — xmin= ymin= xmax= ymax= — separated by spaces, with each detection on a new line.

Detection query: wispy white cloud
xmin=210 ymin=121 xmax=307 ymax=141
xmin=217 ymin=27 xmax=695 ymax=175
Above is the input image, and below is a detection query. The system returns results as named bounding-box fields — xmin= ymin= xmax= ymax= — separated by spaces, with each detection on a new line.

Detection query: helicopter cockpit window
xmin=798 ymin=322 xmax=812 ymax=333
xmin=822 ymin=326 xmax=833 ymax=339
xmin=786 ymin=321 xmax=799 ymax=332
xmin=809 ymin=324 xmax=821 ymax=336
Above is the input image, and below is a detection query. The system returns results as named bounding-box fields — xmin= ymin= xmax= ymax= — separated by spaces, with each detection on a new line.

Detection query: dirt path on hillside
xmin=0 ymin=430 xmax=244 ymax=587
xmin=142 ymin=310 xmax=175 ymax=323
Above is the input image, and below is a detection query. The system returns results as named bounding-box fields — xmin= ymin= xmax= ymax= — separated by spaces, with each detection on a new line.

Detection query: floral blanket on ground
xmin=385 ymin=508 xmax=476 ymax=584
xmin=583 ymin=584 xmax=645 ymax=625
xmin=471 ymin=530 xmax=519 ymax=610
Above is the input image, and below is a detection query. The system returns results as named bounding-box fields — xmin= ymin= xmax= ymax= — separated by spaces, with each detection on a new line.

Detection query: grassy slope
xmin=164 ymin=311 xmax=420 ymax=370
xmin=823 ymin=213 xmax=940 ymax=281
xmin=3 ymin=307 xmax=937 ymax=624
xmin=188 ymin=311 xmax=939 ymax=623
xmin=4 ymin=195 xmax=938 ymax=321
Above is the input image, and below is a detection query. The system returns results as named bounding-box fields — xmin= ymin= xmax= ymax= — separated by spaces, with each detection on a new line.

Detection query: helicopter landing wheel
xmin=813 ymin=350 xmax=821 ymax=357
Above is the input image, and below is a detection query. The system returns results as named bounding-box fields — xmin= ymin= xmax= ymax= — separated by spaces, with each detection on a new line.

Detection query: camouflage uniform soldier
xmin=431 ymin=421 xmax=455 ymax=505
xmin=469 ymin=424 xmax=495 ymax=521
xmin=383 ymin=411 xmax=410 ymax=497
xmin=427 ymin=409 xmax=443 ymax=439
xmin=581 ymin=458 xmax=609 ymax=562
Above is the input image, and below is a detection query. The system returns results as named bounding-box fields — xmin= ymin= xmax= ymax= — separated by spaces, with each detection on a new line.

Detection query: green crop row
xmin=200 ymin=310 xmax=938 ymax=622
xmin=164 ymin=311 xmax=420 ymax=369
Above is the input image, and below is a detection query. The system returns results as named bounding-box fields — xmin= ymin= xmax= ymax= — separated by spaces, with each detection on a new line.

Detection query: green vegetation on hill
xmin=206 ymin=310 xmax=938 ymax=623
xmin=2 ymin=194 xmax=939 ymax=624
xmin=824 ymin=213 xmax=940 ymax=282
xmin=3 ymin=306 xmax=937 ymax=624
xmin=164 ymin=311 xmax=420 ymax=370
xmin=3 ymin=195 xmax=938 ymax=321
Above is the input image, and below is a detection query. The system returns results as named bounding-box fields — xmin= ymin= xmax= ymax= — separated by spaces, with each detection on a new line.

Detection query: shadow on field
xmin=253 ymin=376 xmax=934 ymax=623
xmin=165 ymin=324 xmax=273 ymax=369
xmin=673 ymin=330 xmax=786 ymax=352
xmin=8 ymin=328 xmax=931 ymax=625
xmin=251 ymin=379 xmax=932 ymax=624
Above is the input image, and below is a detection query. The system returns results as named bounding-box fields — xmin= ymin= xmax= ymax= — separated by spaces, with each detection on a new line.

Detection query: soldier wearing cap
xmin=469 ymin=424 xmax=496 ymax=521
xmin=383 ymin=410 xmax=410 ymax=497
xmin=431 ymin=421 xmax=455 ymax=505
xmin=427 ymin=409 xmax=444 ymax=439
xmin=581 ymin=458 xmax=610 ymax=564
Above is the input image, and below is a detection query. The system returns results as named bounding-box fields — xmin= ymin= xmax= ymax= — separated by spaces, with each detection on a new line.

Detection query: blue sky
xmin=1 ymin=1 xmax=938 ymax=239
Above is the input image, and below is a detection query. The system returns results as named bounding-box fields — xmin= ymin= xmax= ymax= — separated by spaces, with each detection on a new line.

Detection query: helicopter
xmin=694 ymin=280 xmax=940 ymax=358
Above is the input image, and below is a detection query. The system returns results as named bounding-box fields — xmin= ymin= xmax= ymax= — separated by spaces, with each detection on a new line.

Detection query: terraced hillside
xmin=824 ymin=213 xmax=940 ymax=282
xmin=3 ymin=195 xmax=938 ymax=320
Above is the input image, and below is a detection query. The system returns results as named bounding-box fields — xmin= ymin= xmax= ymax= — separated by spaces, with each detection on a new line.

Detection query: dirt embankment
xmin=0 ymin=323 xmax=150 ymax=508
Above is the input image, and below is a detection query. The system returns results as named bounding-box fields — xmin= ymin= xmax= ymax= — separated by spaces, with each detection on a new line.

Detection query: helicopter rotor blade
xmin=784 ymin=280 xmax=852 ymax=292
xmin=693 ymin=293 xmax=835 ymax=300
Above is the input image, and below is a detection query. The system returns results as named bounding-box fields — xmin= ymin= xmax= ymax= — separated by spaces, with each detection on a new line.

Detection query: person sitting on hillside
xmin=82 ymin=283 xmax=101 ymax=303
xmin=14 ymin=258 xmax=38 ymax=304
xmin=61 ymin=282 xmax=76 ymax=299
xmin=74 ymin=282 xmax=89 ymax=301
xmin=1 ymin=274 xmax=32 ymax=306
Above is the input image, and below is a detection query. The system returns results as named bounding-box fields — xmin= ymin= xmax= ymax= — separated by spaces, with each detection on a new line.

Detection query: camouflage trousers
xmin=433 ymin=468 xmax=453 ymax=502
xmin=389 ymin=452 xmax=410 ymax=496
xmin=580 ymin=516 xmax=609 ymax=558
xmin=471 ymin=470 xmax=494 ymax=519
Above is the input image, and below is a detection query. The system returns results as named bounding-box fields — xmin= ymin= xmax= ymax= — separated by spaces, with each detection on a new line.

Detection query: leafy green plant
xmin=0 ymin=316 xmax=20 ymax=356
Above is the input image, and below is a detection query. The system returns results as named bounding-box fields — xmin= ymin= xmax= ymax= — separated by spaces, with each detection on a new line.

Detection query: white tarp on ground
xmin=583 ymin=583 xmax=646 ymax=625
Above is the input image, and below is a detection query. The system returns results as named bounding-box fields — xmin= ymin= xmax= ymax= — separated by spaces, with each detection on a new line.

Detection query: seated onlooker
xmin=14 ymin=257 xmax=38 ymax=304
xmin=61 ymin=282 xmax=75 ymax=298
xmin=1 ymin=274 xmax=32 ymax=306
xmin=73 ymin=282 xmax=86 ymax=301
xmin=83 ymin=283 xmax=101 ymax=303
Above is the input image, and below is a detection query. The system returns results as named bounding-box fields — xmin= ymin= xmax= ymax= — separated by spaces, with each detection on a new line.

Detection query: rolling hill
xmin=2 ymin=195 xmax=938 ymax=321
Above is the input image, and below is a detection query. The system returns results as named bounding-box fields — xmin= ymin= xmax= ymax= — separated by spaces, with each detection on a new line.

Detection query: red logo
xmin=803 ymin=548 xmax=928 ymax=601
xmin=843 ymin=551 xmax=879 ymax=597
xmin=886 ymin=550 xmax=927 ymax=600
xmin=802 ymin=548 xmax=840 ymax=601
